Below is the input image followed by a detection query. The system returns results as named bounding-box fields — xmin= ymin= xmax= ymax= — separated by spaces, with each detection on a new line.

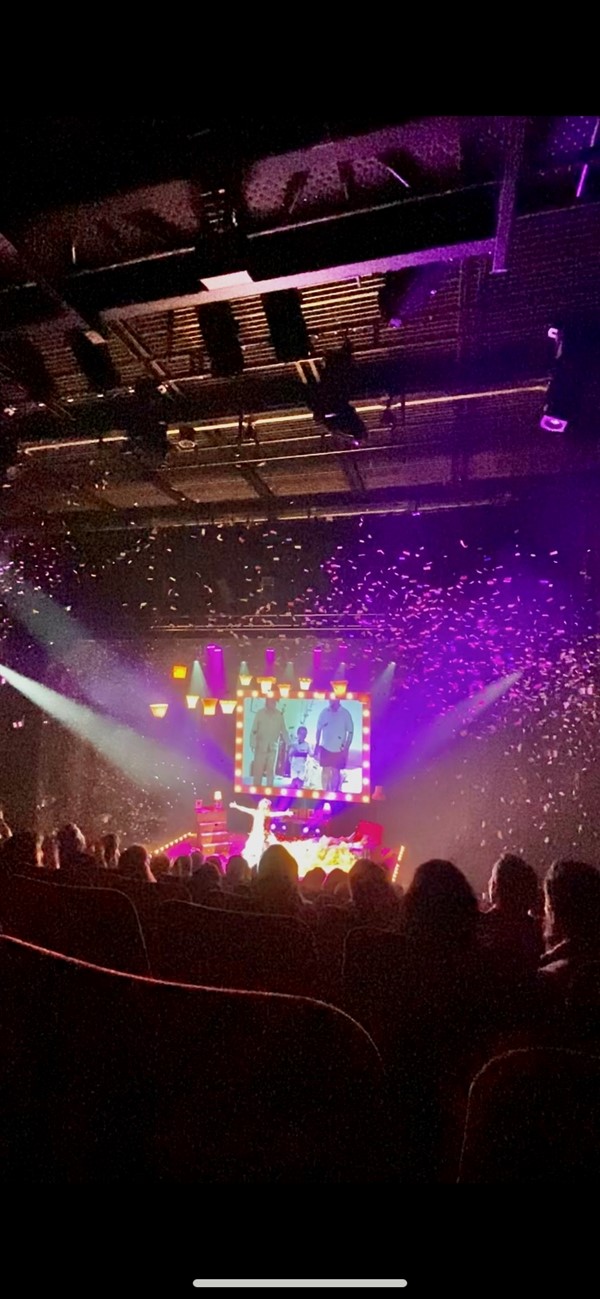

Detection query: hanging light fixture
xmin=278 ymin=682 xmax=291 ymax=697
xmin=239 ymin=673 xmax=253 ymax=687
xmin=186 ymin=694 xmax=199 ymax=710
xmin=149 ymin=703 xmax=168 ymax=718
xmin=172 ymin=665 xmax=187 ymax=680
xmin=331 ymin=679 xmax=348 ymax=698
xmin=201 ymin=698 xmax=218 ymax=716
xmin=298 ymin=676 xmax=312 ymax=691
xmin=220 ymin=699 xmax=237 ymax=714
xmin=257 ymin=676 xmax=276 ymax=695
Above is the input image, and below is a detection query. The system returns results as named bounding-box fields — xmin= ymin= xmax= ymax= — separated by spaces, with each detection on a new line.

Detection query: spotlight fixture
xmin=0 ymin=411 xmax=18 ymax=489
xmin=126 ymin=379 xmax=169 ymax=463
xmin=540 ymin=318 xmax=600 ymax=437
xmin=201 ymin=698 xmax=218 ymax=716
xmin=298 ymin=676 xmax=312 ymax=691
xmin=239 ymin=673 xmax=253 ymax=687
xmin=69 ymin=327 xmax=120 ymax=393
xmin=305 ymin=341 xmax=367 ymax=445
xmin=378 ymin=265 xmax=447 ymax=329
xmin=331 ymin=679 xmax=348 ymax=698
xmin=219 ymin=699 xmax=237 ymax=714
xmin=149 ymin=703 xmax=168 ymax=718
xmin=186 ymin=694 xmax=199 ymax=710
xmin=172 ymin=665 xmax=187 ymax=680
xmin=257 ymin=676 xmax=276 ymax=695
xmin=176 ymin=426 xmax=197 ymax=451
xmin=262 ymin=289 xmax=312 ymax=361
xmin=197 ymin=302 xmax=244 ymax=378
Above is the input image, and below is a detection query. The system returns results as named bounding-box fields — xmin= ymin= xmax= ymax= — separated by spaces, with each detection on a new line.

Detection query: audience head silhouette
xmin=56 ymin=823 xmax=89 ymax=869
xmin=401 ymin=858 xmax=479 ymax=948
xmin=119 ymin=844 xmax=156 ymax=882
xmin=544 ymin=859 xmax=600 ymax=948
xmin=489 ymin=854 xmax=539 ymax=916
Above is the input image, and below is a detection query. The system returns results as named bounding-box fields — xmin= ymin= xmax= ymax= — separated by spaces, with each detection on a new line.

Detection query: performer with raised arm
xmin=229 ymin=798 xmax=293 ymax=869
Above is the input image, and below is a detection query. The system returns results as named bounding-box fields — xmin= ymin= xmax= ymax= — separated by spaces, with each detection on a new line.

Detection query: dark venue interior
xmin=2 ymin=115 xmax=600 ymax=1199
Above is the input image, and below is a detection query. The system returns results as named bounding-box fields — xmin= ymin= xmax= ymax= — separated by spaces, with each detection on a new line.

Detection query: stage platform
xmin=156 ymin=830 xmax=400 ymax=880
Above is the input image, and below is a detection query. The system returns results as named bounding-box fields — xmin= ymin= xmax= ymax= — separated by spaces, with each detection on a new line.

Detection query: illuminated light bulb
xmin=298 ymin=677 xmax=311 ymax=691
xmin=149 ymin=703 xmax=168 ymax=718
xmin=186 ymin=694 xmax=199 ymax=710
xmin=213 ymin=790 xmax=223 ymax=804
xmin=201 ymin=698 xmax=218 ymax=716
xmin=220 ymin=699 xmax=237 ymax=714
xmin=331 ymin=679 xmax=348 ymax=698
xmin=172 ymin=665 xmax=187 ymax=680
xmin=392 ymin=845 xmax=406 ymax=885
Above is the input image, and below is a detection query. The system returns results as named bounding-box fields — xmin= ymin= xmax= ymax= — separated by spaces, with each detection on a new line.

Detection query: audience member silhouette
xmin=150 ymin=852 xmax=171 ymax=880
xmin=188 ymin=859 xmax=223 ymax=904
xmin=56 ymin=824 xmax=94 ymax=872
xmin=301 ymin=866 xmax=326 ymax=900
xmin=101 ymin=833 xmax=120 ymax=870
xmin=480 ymin=853 xmax=542 ymax=974
xmin=223 ymin=853 xmax=251 ymax=892
xmin=172 ymin=853 xmax=192 ymax=879
xmin=118 ymin=844 xmax=156 ymax=883
xmin=539 ymin=859 xmax=600 ymax=995
xmin=253 ymin=844 xmax=306 ymax=917
xmin=348 ymin=857 xmax=401 ymax=928
xmin=0 ymin=806 xmax=13 ymax=841
xmin=41 ymin=834 xmax=59 ymax=871
xmin=319 ymin=866 xmax=351 ymax=905
xmin=0 ymin=829 xmax=42 ymax=877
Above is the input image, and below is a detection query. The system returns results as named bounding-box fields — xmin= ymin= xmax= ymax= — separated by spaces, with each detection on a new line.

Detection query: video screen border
xmin=234 ymin=689 xmax=371 ymax=803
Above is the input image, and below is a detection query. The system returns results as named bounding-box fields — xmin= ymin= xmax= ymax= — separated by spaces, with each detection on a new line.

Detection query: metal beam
xmin=101 ymin=237 xmax=495 ymax=320
xmin=187 ymin=420 xmax=273 ymax=502
xmin=108 ymin=318 xmax=185 ymax=396
xmin=339 ymin=453 xmax=367 ymax=494
xmin=492 ymin=118 xmax=526 ymax=274
xmin=5 ymin=472 xmax=600 ymax=536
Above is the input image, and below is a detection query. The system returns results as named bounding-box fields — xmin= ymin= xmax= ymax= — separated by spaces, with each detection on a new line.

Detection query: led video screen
xmin=235 ymin=690 xmax=370 ymax=801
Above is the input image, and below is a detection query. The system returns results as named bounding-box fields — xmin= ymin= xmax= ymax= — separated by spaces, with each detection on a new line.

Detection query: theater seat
xmin=152 ymin=900 xmax=318 ymax=996
xmin=459 ymin=1047 xmax=600 ymax=1182
xmin=0 ymin=875 xmax=149 ymax=975
xmin=0 ymin=933 xmax=389 ymax=1183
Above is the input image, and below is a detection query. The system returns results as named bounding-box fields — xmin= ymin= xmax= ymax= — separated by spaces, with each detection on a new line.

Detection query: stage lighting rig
xmin=305 ymin=341 xmax=367 ymax=445
xmin=540 ymin=319 xmax=600 ymax=437
xmin=125 ymin=379 xmax=169 ymax=464
xmin=0 ymin=410 xmax=19 ymax=490
xmin=378 ymin=264 xmax=446 ymax=329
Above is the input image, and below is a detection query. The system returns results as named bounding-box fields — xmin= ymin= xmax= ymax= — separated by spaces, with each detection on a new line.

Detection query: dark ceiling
xmin=1 ymin=114 xmax=600 ymax=534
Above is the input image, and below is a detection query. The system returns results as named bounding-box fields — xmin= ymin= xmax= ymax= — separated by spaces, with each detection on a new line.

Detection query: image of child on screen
xmin=288 ymin=726 xmax=310 ymax=783
xmin=315 ymin=698 xmax=354 ymax=792
xmin=249 ymin=696 xmax=289 ymax=787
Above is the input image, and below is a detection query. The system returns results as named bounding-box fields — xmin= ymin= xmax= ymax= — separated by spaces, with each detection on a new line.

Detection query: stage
xmin=156 ymin=808 xmax=400 ymax=880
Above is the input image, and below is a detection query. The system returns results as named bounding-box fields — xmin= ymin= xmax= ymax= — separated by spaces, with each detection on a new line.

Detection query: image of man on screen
xmin=249 ymin=696 xmax=289 ymax=787
xmin=315 ymin=697 xmax=354 ymax=792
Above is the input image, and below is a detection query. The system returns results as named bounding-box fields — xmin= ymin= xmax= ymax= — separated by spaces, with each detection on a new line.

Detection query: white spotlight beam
xmin=0 ymin=663 xmax=195 ymax=792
